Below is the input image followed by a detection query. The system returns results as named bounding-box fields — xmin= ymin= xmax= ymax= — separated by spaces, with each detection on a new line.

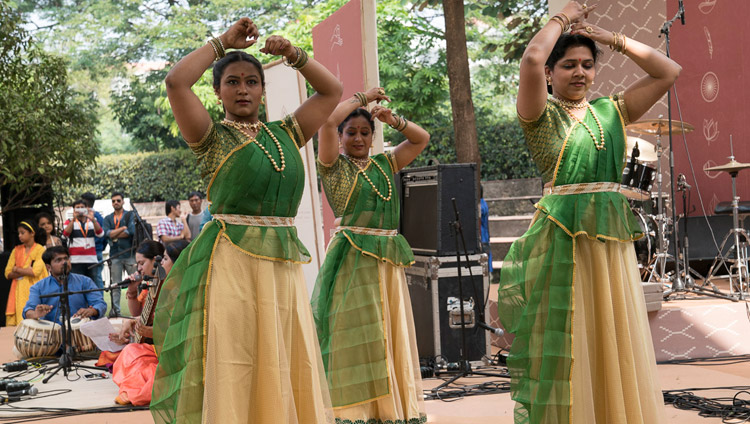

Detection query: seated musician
xmin=23 ymin=246 xmax=107 ymax=324
xmin=108 ymin=240 xmax=188 ymax=406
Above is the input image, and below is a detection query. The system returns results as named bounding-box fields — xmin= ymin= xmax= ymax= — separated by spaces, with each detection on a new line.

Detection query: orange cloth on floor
xmin=112 ymin=343 xmax=158 ymax=406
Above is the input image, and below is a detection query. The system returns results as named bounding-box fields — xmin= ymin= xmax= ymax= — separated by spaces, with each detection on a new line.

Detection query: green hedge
xmin=56 ymin=148 xmax=204 ymax=204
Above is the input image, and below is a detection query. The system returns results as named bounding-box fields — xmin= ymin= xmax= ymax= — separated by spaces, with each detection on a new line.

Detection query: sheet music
xmin=80 ymin=318 xmax=126 ymax=352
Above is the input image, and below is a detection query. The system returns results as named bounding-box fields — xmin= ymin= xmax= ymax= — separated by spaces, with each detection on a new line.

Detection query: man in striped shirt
xmin=62 ymin=198 xmax=104 ymax=285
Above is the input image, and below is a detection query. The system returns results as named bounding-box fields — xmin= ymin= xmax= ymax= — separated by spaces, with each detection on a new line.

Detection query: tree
xmin=442 ymin=0 xmax=481 ymax=172
xmin=110 ymin=70 xmax=183 ymax=151
xmin=0 ymin=4 xmax=99 ymax=213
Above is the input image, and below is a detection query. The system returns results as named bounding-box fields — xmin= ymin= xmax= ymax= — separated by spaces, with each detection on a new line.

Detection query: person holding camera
xmin=62 ymin=199 xmax=104 ymax=283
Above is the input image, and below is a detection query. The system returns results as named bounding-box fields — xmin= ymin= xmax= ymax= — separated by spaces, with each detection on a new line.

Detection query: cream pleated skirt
xmin=202 ymin=237 xmax=334 ymax=423
xmin=333 ymin=262 xmax=426 ymax=423
xmin=570 ymin=236 xmax=665 ymax=423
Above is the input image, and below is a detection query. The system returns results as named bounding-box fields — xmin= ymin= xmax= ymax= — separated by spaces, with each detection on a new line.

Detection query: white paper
xmin=79 ymin=318 xmax=126 ymax=353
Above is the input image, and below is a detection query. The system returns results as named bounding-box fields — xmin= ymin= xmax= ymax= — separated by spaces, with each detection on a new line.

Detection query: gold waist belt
xmin=543 ymin=182 xmax=622 ymax=196
xmin=337 ymin=226 xmax=398 ymax=236
xmin=213 ymin=214 xmax=294 ymax=227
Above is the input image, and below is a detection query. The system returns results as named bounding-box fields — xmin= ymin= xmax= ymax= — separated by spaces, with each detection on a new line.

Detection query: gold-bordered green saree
xmin=312 ymin=153 xmax=427 ymax=424
xmin=151 ymin=117 xmax=333 ymax=423
xmin=498 ymin=96 xmax=666 ymax=424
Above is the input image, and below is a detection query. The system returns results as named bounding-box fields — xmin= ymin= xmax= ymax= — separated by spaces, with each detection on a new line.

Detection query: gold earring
xmin=217 ymin=98 xmax=222 ymax=105
xmin=261 ymin=97 xmax=265 ymax=105
xmin=546 ymin=76 xmax=551 ymax=85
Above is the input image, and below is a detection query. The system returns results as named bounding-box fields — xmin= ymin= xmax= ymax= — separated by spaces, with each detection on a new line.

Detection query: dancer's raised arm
xmin=165 ymin=18 xmax=259 ymax=144
xmin=570 ymin=21 xmax=681 ymax=122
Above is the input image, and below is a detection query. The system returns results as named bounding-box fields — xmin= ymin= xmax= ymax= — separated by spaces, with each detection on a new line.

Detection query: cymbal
xmin=626 ymin=119 xmax=695 ymax=135
xmin=626 ymin=136 xmax=657 ymax=162
xmin=704 ymin=160 xmax=750 ymax=174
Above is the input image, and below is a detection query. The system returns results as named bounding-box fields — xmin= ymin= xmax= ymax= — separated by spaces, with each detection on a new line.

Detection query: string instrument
xmin=133 ymin=274 xmax=164 ymax=344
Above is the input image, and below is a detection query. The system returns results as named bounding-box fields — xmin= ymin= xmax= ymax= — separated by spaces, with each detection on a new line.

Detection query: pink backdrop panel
xmin=669 ymin=1 xmax=750 ymax=216
xmin=312 ymin=0 xmax=366 ymax=244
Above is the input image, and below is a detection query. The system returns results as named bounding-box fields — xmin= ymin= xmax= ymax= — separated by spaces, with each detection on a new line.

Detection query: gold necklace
xmin=556 ymin=100 xmax=606 ymax=151
xmin=223 ymin=121 xmax=286 ymax=172
xmin=344 ymin=154 xmax=370 ymax=169
xmin=550 ymin=96 xmax=588 ymax=110
xmin=348 ymin=157 xmax=392 ymax=202
xmin=222 ymin=119 xmax=262 ymax=133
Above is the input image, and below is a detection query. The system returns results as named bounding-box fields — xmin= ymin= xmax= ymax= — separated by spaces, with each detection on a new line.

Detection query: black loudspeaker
xmin=398 ymin=164 xmax=479 ymax=256
xmin=405 ymin=254 xmax=490 ymax=363
xmin=1 ymin=183 xmax=54 ymax=252
xmin=682 ymin=215 xmax=735 ymax=261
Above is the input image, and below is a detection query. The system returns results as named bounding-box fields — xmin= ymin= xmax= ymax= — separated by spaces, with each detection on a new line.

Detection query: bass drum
xmin=632 ymin=208 xmax=658 ymax=272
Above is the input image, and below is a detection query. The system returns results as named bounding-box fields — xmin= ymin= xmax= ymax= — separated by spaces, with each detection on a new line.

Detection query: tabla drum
xmin=621 ymin=161 xmax=656 ymax=202
xmin=633 ymin=208 xmax=658 ymax=270
xmin=14 ymin=319 xmax=62 ymax=359
xmin=70 ymin=317 xmax=97 ymax=354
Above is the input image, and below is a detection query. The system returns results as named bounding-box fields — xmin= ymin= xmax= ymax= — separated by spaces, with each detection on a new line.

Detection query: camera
xmin=74 ymin=207 xmax=88 ymax=216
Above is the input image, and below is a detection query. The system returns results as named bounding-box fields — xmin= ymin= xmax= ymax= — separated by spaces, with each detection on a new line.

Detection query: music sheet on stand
xmin=80 ymin=319 xmax=125 ymax=352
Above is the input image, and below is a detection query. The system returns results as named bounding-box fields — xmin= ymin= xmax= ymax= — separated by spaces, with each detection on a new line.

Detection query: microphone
xmin=678 ymin=173 xmax=691 ymax=189
xmin=3 ymin=381 xmax=31 ymax=393
xmin=117 ymin=274 xmax=143 ymax=287
xmin=622 ymin=142 xmax=640 ymax=186
xmin=679 ymin=0 xmax=685 ymax=25
xmin=477 ymin=321 xmax=505 ymax=337
xmin=4 ymin=386 xmax=38 ymax=401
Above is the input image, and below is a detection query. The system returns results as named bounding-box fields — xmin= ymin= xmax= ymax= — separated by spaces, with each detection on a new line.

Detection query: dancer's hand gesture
xmin=365 ymin=87 xmax=390 ymax=104
xmin=260 ymin=35 xmax=295 ymax=60
xmin=220 ymin=17 xmax=259 ymax=50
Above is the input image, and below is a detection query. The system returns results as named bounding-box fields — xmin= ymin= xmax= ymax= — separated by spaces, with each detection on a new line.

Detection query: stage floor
xmin=0 ymin=316 xmax=748 ymax=422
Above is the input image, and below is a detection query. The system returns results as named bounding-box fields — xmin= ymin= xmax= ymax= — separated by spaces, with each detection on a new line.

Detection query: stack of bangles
xmin=283 ymin=46 xmax=309 ymax=70
xmin=610 ymin=32 xmax=628 ymax=53
xmin=354 ymin=92 xmax=368 ymax=107
xmin=208 ymin=37 xmax=226 ymax=61
xmin=550 ymin=12 xmax=571 ymax=32
xmin=389 ymin=115 xmax=408 ymax=132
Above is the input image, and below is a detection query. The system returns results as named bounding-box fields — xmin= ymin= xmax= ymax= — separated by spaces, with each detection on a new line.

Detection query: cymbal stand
xmin=648 ymin=130 xmax=675 ymax=287
xmin=703 ymin=167 xmax=749 ymax=300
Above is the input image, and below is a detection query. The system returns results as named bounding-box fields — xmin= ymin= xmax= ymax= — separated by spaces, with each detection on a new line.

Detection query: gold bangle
xmin=354 ymin=92 xmax=368 ymax=107
xmin=558 ymin=12 xmax=571 ymax=27
xmin=550 ymin=16 xmax=566 ymax=32
xmin=209 ymin=37 xmax=225 ymax=60
xmin=207 ymin=39 xmax=220 ymax=61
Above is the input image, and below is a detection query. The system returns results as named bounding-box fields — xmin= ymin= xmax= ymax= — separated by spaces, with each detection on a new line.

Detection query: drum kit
xmin=623 ymin=118 xmax=748 ymax=300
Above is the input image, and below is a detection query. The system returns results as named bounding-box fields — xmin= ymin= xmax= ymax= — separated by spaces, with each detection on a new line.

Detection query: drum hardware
xmin=38 ymin=273 xmax=106 ymax=383
xmin=626 ymin=118 xmax=694 ymax=136
xmin=626 ymin=136 xmax=658 ymax=162
xmin=701 ymin=141 xmax=750 ymax=300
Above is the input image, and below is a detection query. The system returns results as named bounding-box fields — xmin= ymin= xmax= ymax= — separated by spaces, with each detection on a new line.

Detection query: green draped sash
xmin=150 ymin=121 xmax=310 ymax=424
xmin=497 ymin=97 xmax=642 ymax=424
xmin=311 ymin=153 xmax=414 ymax=408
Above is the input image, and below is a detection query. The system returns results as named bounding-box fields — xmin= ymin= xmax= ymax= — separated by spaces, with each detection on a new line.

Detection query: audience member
xmin=185 ymin=191 xmax=206 ymax=241
xmin=4 ymin=220 xmax=48 ymax=325
xmin=103 ymin=192 xmax=137 ymax=318
xmin=81 ymin=192 xmax=106 ymax=289
xmin=62 ymin=199 xmax=104 ymax=283
xmin=35 ymin=212 xmax=63 ymax=248
xmin=24 ymin=246 xmax=107 ymax=323
xmin=156 ymin=200 xmax=189 ymax=245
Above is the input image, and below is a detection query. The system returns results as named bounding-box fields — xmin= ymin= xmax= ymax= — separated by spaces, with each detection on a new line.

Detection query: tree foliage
xmin=0 ymin=3 xmax=99 ymax=212
xmin=55 ymin=149 xmax=204 ymax=204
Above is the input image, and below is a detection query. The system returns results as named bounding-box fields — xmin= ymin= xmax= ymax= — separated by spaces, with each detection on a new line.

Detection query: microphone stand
xmin=39 ymin=273 xmax=106 ymax=383
xmin=659 ymin=8 xmax=685 ymax=296
xmin=431 ymin=198 xmax=508 ymax=393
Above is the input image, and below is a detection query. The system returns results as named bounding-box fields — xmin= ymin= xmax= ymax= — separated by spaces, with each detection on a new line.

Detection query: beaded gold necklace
xmin=222 ymin=119 xmax=262 ymax=133
xmin=223 ymin=120 xmax=286 ymax=172
xmin=347 ymin=156 xmax=392 ymax=202
xmin=552 ymin=96 xmax=606 ymax=150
